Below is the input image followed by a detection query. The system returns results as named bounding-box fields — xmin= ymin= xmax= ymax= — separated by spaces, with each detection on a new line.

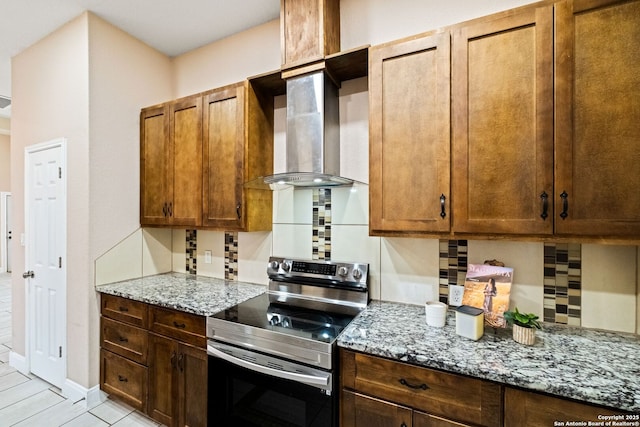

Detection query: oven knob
xmin=268 ymin=260 xmax=279 ymax=270
xmin=352 ymin=268 xmax=363 ymax=281
xmin=281 ymin=261 xmax=291 ymax=272
xmin=338 ymin=266 xmax=349 ymax=277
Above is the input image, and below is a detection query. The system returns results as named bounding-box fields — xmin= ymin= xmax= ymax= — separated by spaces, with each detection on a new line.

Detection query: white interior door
xmin=0 ymin=192 xmax=11 ymax=273
xmin=25 ymin=139 xmax=66 ymax=388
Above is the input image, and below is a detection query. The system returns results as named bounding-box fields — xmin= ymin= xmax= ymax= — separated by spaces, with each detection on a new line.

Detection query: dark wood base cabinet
xmin=340 ymin=349 xmax=502 ymax=427
xmin=100 ymin=294 xmax=207 ymax=427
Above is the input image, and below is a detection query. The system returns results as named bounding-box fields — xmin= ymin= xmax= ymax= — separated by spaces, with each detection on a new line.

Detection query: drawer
xmin=100 ymin=349 xmax=147 ymax=412
xmin=341 ymin=350 xmax=502 ymax=427
xmin=101 ymin=317 xmax=148 ymax=364
xmin=149 ymin=306 xmax=206 ymax=347
xmin=101 ymin=294 xmax=148 ymax=328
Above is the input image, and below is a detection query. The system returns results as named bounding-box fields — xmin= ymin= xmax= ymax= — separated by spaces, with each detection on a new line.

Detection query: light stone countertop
xmin=95 ymin=272 xmax=266 ymax=316
xmin=337 ymin=300 xmax=640 ymax=412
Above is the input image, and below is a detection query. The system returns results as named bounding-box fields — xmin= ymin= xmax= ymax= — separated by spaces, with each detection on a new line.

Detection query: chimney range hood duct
xmin=261 ymin=71 xmax=356 ymax=188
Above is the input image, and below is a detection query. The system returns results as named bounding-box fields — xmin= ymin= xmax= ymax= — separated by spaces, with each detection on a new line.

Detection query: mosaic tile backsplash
xmin=186 ymin=229 xmax=197 ymax=274
xmin=312 ymin=188 xmax=332 ymax=260
xmin=225 ymin=231 xmax=239 ymax=280
xmin=439 ymin=240 xmax=582 ymax=326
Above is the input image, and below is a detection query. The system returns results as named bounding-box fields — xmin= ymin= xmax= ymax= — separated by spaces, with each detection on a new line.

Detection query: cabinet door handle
xmin=162 ymin=202 xmax=167 ymax=217
xmin=118 ymin=375 xmax=128 ymax=382
xmin=171 ymin=351 xmax=177 ymax=368
xmin=178 ymin=353 xmax=184 ymax=372
xmin=168 ymin=202 xmax=173 ymax=217
xmin=118 ymin=306 xmax=129 ymax=312
xmin=439 ymin=194 xmax=446 ymax=219
xmin=173 ymin=321 xmax=186 ymax=329
xmin=401 ymin=424 xmax=407 ymax=427
xmin=118 ymin=336 xmax=128 ymax=343
xmin=399 ymin=378 xmax=429 ymax=390
xmin=236 ymin=203 xmax=241 ymax=220
xmin=560 ymin=191 xmax=569 ymax=219
xmin=540 ymin=191 xmax=549 ymax=220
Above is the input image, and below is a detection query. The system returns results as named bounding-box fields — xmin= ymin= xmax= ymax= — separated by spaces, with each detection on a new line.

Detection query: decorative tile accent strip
xmin=225 ymin=231 xmax=238 ymax=280
xmin=438 ymin=240 xmax=468 ymax=304
xmin=544 ymin=243 xmax=582 ymax=326
xmin=186 ymin=229 xmax=197 ymax=275
xmin=312 ymin=189 xmax=332 ymax=260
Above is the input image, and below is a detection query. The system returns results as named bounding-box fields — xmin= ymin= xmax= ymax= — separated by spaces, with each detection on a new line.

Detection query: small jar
xmin=456 ymin=305 xmax=484 ymax=340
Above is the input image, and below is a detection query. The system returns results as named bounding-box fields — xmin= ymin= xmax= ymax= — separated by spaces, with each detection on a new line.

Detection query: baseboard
xmin=9 ymin=351 xmax=29 ymax=374
xmin=62 ymin=379 xmax=107 ymax=408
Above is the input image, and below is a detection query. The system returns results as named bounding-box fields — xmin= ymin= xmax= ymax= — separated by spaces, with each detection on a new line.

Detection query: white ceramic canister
xmin=455 ymin=305 xmax=484 ymax=340
xmin=425 ymin=301 xmax=447 ymax=327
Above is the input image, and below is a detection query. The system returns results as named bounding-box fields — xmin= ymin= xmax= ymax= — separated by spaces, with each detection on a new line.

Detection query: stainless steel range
xmin=206 ymin=256 xmax=369 ymax=427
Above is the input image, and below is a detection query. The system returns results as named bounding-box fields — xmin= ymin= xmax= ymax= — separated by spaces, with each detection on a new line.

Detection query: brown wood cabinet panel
xmin=369 ymin=32 xmax=451 ymax=235
xmin=101 ymin=317 xmax=148 ymax=364
xmin=202 ymin=82 xmax=273 ymax=231
xmin=452 ymin=6 xmax=554 ymax=235
xmin=149 ymin=306 xmax=206 ymax=348
xmin=555 ymin=0 xmax=640 ymax=236
xmin=281 ymin=0 xmax=340 ymax=68
xmin=101 ymin=294 xmax=148 ymax=328
xmin=177 ymin=344 xmax=208 ymax=427
xmin=140 ymin=105 xmax=170 ymax=225
xmin=341 ymin=350 xmax=502 ymax=427
xmin=504 ymin=387 xmax=625 ymax=426
xmin=341 ymin=389 xmax=412 ymax=427
xmin=169 ymin=96 xmax=202 ymax=226
xmin=414 ymin=410 xmax=472 ymax=427
xmin=148 ymin=333 xmax=178 ymax=427
xmin=100 ymin=349 xmax=148 ymax=412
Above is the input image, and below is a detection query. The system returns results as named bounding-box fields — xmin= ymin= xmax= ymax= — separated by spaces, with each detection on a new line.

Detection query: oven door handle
xmin=207 ymin=344 xmax=330 ymax=388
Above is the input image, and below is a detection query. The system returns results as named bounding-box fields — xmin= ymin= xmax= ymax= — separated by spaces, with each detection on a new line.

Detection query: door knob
xmin=22 ymin=271 xmax=34 ymax=279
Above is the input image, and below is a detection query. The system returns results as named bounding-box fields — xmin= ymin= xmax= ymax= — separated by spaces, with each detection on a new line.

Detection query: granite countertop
xmin=337 ymin=300 xmax=640 ymax=412
xmin=96 ymin=272 xmax=266 ymax=316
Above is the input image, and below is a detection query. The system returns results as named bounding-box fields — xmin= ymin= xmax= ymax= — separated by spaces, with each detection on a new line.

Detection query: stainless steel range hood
xmin=261 ymin=70 xmax=356 ymax=188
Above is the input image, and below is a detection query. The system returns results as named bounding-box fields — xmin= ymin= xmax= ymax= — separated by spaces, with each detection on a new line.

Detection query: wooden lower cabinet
xmin=100 ymin=294 xmax=207 ymax=427
xmin=341 ymin=349 xmax=502 ymax=427
xmin=504 ymin=387 xmax=625 ymax=426
xmin=148 ymin=333 xmax=208 ymax=427
xmin=100 ymin=349 xmax=148 ymax=412
xmin=342 ymin=390 xmax=471 ymax=427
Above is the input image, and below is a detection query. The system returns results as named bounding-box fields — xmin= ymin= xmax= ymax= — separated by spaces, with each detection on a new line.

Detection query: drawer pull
xmin=118 ymin=375 xmax=128 ymax=382
xmin=173 ymin=321 xmax=186 ymax=329
xmin=399 ymin=378 xmax=429 ymax=390
xmin=118 ymin=306 xmax=129 ymax=312
xmin=118 ymin=336 xmax=128 ymax=343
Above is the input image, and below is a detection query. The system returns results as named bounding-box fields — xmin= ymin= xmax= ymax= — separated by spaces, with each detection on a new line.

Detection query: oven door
xmin=207 ymin=341 xmax=336 ymax=427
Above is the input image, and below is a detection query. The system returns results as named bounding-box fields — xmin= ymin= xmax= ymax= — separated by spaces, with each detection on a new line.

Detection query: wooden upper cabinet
xmin=281 ymin=0 xmax=340 ymax=68
xmin=140 ymin=96 xmax=202 ymax=227
xmin=554 ymin=0 xmax=640 ymax=237
xmin=452 ymin=6 xmax=554 ymax=236
xmin=202 ymin=82 xmax=273 ymax=231
xmin=369 ymin=32 xmax=451 ymax=236
xmin=169 ymin=96 xmax=203 ymax=226
xmin=140 ymin=105 xmax=170 ymax=225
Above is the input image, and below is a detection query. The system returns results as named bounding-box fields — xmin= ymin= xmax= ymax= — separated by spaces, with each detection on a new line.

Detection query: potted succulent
xmin=503 ymin=307 xmax=541 ymax=345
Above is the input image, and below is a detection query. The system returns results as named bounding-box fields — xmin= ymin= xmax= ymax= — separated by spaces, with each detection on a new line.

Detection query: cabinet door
xmin=555 ymin=0 xmax=640 ymax=236
xmin=342 ymin=389 xmax=412 ymax=427
xmin=369 ymin=32 xmax=451 ymax=235
xmin=177 ymin=344 xmax=207 ymax=427
xmin=413 ymin=410 xmax=472 ymax=427
xmin=148 ymin=333 xmax=178 ymax=427
xmin=140 ymin=105 xmax=170 ymax=225
xmin=452 ymin=6 xmax=554 ymax=235
xmin=504 ymin=387 xmax=622 ymax=426
xmin=202 ymin=83 xmax=245 ymax=229
xmin=169 ymin=96 xmax=202 ymax=227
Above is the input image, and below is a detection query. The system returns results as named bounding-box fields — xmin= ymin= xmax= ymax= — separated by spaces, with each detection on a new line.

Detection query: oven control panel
xmin=267 ymin=257 xmax=368 ymax=288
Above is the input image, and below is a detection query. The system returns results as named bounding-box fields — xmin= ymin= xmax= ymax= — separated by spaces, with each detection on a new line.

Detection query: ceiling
xmin=0 ymin=0 xmax=281 ymax=118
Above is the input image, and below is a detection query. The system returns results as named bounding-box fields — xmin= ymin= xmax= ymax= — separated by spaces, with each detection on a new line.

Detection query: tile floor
xmin=0 ymin=272 xmax=162 ymax=426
